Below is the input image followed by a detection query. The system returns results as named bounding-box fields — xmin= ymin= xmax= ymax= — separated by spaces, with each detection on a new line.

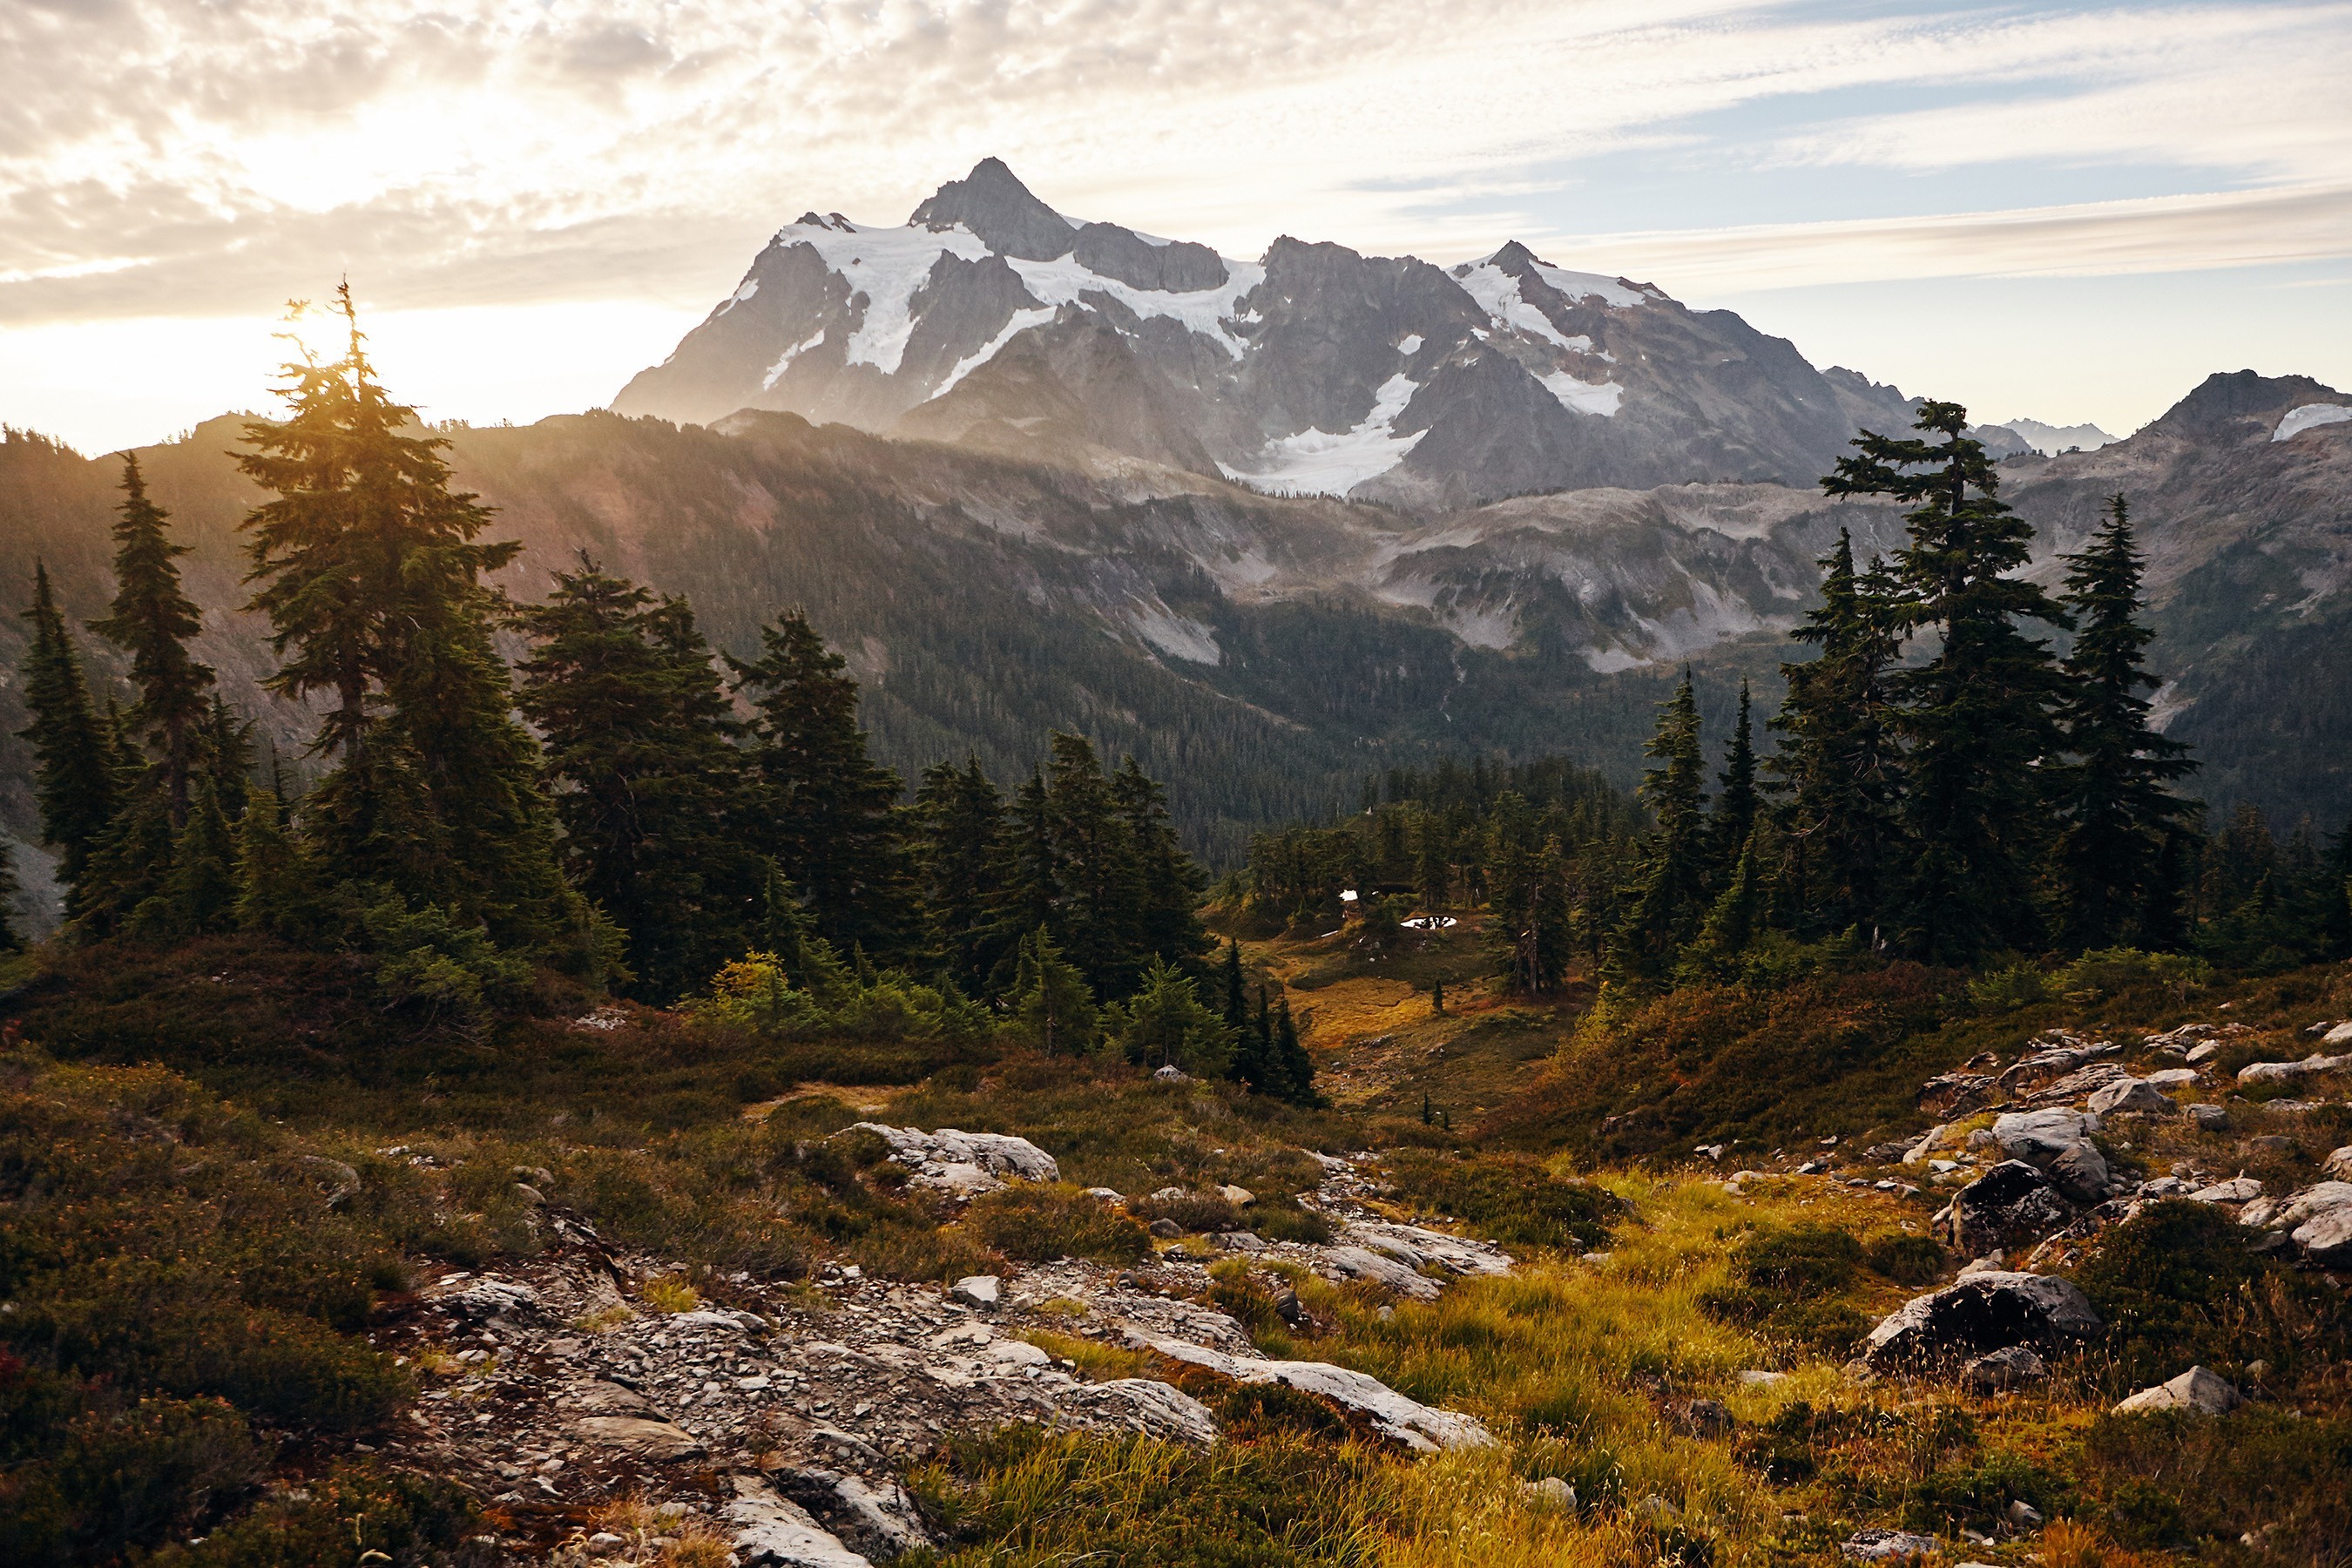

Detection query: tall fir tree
xmin=1824 ymin=401 xmax=2069 ymax=962
xmin=1613 ymin=670 xmax=1711 ymax=981
xmin=17 ymin=563 xmax=118 ymax=913
xmin=2047 ymin=495 xmax=2197 ymax=950
xmin=1044 ymin=733 xmax=1145 ymax=997
xmin=1112 ymin=754 xmax=1212 ymax=972
xmin=1272 ymin=995 xmax=1316 ymax=1106
xmin=1711 ymin=679 xmax=1759 ymax=880
xmin=1768 ymin=530 xmax=1907 ymax=940
xmin=89 ymin=453 xmax=213 ymax=827
xmin=729 ymin=609 xmax=915 ymax=959
xmin=0 ymin=839 xmax=20 ymax=952
xmin=517 ymin=556 xmax=758 ymax=998
xmin=238 ymin=286 xmax=579 ymax=956
xmin=914 ymin=756 xmax=1009 ymax=995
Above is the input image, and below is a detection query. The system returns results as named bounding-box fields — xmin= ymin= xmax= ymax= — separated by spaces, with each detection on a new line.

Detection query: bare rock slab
xmin=1864 ymin=1272 xmax=2101 ymax=1371
xmin=2112 ymin=1366 xmax=2246 ymax=1416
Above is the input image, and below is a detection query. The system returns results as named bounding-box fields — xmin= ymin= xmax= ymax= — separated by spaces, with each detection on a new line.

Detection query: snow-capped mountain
xmin=612 ymin=159 xmax=1921 ymax=510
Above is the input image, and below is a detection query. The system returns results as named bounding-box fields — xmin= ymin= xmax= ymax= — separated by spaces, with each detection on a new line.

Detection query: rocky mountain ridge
xmin=612 ymin=159 xmax=1929 ymax=510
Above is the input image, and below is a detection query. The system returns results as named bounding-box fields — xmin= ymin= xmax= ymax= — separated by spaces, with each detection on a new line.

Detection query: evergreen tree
xmin=1768 ymin=530 xmax=1906 ymax=940
xmin=205 ymin=696 xmax=253 ymax=823
xmin=160 ymin=777 xmax=238 ymax=935
xmin=1009 ymin=925 xmax=1098 ymax=1057
xmin=2048 ymin=495 xmax=2197 ymax=950
xmin=89 ymin=454 xmax=213 ymax=827
xmin=990 ymin=768 xmax=1059 ymax=986
xmin=1219 ymin=939 xmax=1247 ymax=1032
xmin=1413 ymin=808 xmax=1452 ymax=910
xmin=0 ymin=840 xmax=20 ymax=952
xmin=1108 ymin=956 xmax=1233 ymax=1076
xmin=517 ymin=556 xmax=757 ymax=998
xmin=1824 ymin=402 xmax=2069 ymax=962
xmin=77 ymin=779 xmax=173 ymax=938
xmin=915 ymin=756 xmax=1009 ymax=995
xmin=1112 ymin=754 xmax=1212 ymax=972
xmin=1614 ymin=671 xmax=1710 ymax=980
xmin=1711 ymin=679 xmax=1759 ymax=880
xmin=730 ymin=609 xmax=914 ymax=958
xmin=1045 ymin=733 xmax=1143 ymax=996
xmin=17 ymin=563 xmax=118 ymax=911
xmin=233 ymin=801 xmax=332 ymax=943
xmin=238 ymin=287 xmax=578 ymax=956
xmin=1678 ymin=828 xmax=1766 ymax=984
xmin=1272 ymin=995 xmax=1316 ymax=1106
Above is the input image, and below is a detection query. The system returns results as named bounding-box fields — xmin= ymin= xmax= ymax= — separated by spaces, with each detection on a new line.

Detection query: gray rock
xmin=2238 ymin=1052 xmax=2352 ymax=1085
xmin=1320 ymin=1244 xmax=1442 ymax=1300
xmin=1992 ymin=1109 xmax=2099 ymax=1165
xmin=907 ymin=156 xmax=1075 ymax=261
xmin=1152 ymin=1064 xmax=1193 ymax=1084
xmin=1147 ymin=1219 xmax=1182 ymax=1239
xmin=855 ymin=1124 xmax=1059 ymax=1190
xmin=1079 ymin=1378 xmax=1220 ymax=1444
xmin=1679 ymin=1397 xmax=1734 ymax=1436
xmin=950 ymin=1274 xmax=1002 ymax=1308
xmin=1842 ymin=1526 xmax=1942 ymax=1560
xmin=1125 ymin=1331 xmax=1491 ymax=1452
xmin=2264 ymin=1181 xmax=2352 ymax=1265
xmin=2047 ymin=1140 xmax=2112 ymax=1205
xmin=2188 ymin=1176 xmax=2261 ymax=1204
xmin=2007 ymin=1500 xmax=2044 ymax=1530
xmin=2325 ymin=1146 xmax=2352 ymax=1181
xmin=1939 ymin=1161 xmax=2075 ymax=1256
xmin=1962 ymin=1344 xmax=2046 ymax=1393
xmin=2087 ymin=1078 xmax=2173 ymax=1117
xmin=725 ymin=1475 xmax=872 ymax=1567
xmin=2112 ymin=1365 xmax=2246 ymax=1416
xmin=1214 ymin=1232 xmax=1268 ymax=1253
xmin=570 ymin=1415 xmax=706 ymax=1460
xmin=1521 ymin=1476 xmax=1576 ymax=1511
xmin=1070 ymin=222 xmax=1228 ymax=293
xmin=2187 ymin=1104 xmax=2228 ymax=1131
xmin=1864 ymin=1272 xmax=2102 ymax=1371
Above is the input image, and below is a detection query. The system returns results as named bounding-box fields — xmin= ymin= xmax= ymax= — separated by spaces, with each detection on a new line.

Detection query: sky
xmin=3 ymin=0 xmax=2349 ymax=455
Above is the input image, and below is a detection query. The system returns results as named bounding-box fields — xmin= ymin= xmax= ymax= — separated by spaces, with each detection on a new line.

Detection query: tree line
xmin=12 ymin=293 xmax=1306 ymax=1093
xmin=1231 ymin=402 xmax=2350 ymax=993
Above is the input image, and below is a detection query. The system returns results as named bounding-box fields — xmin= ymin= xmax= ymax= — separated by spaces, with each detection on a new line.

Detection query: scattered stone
xmin=1863 ymin=1272 xmax=2102 ymax=1371
xmin=1521 ymin=1476 xmax=1576 ymax=1511
xmin=1127 ymin=1332 xmax=1492 ymax=1451
xmin=585 ymin=1533 xmax=627 ymax=1557
xmin=1962 ymin=1344 xmax=2046 ymax=1393
xmin=950 ymin=1275 xmax=1002 ymax=1308
xmin=1637 ymin=1494 xmax=1681 ymax=1524
xmin=1217 ymin=1185 xmax=1256 ymax=1206
xmin=1075 ymin=1378 xmax=1220 ymax=1444
xmin=1152 ymin=1064 xmax=1192 ymax=1084
xmin=1991 ymin=1109 xmax=2100 ymax=1166
xmin=1319 ymin=1245 xmax=1441 ymax=1300
xmin=2047 ymin=1140 xmax=2113 ymax=1204
xmin=2007 ymin=1500 xmax=2044 ymax=1530
xmin=437 ymin=1276 xmax=541 ymax=1321
xmin=2254 ymin=1181 xmax=2352 ymax=1265
xmin=1147 ymin=1219 xmax=1182 ymax=1239
xmin=2187 ymin=1177 xmax=2261 ymax=1204
xmin=2321 ymin=1021 xmax=2352 ymax=1047
xmin=1903 ymin=1125 xmax=1955 ymax=1165
xmin=1214 ymin=1231 xmax=1268 ymax=1253
xmin=1842 ymin=1525 xmax=1942 ymax=1561
xmin=1081 ymin=1186 xmax=1123 ymax=1201
xmin=297 ymin=1154 xmax=362 ymax=1207
xmin=2187 ymin=1104 xmax=2228 ymax=1131
xmin=1938 ymin=1162 xmax=2074 ymax=1256
xmin=2087 ymin=1078 xmax=2174 ymax=1117
xmin=853 ymin=1125 xmax=1059 ymax=1193
xmin=1677 ymin=1397 xmax=1734 ymax=1437
xmin=2238 ymin=1053 xmax=2352 ymax=1085
xmin=1918 ymin=1071 xmax=1997 ymax=1118
xmin=1339 ymin=1220 xmax=1513 ymax=1279
xmin=2325 ymin=1147 xmax=2352 ymax=1181
xmin=1738 ymin=1369 xmax=1790 ymax=1387
xmin=2112 ymin=1366 xmax=2247 ymax=1416
xmin=724 ymin=1475 xmax=872 ymax=1567
xmin=571 ymin=1415 xmax=707 ymax=1461
xmin=2030 ymin=1064 xmax=2132 ymax=1105
xmin=2145 ymin=1069 xmax=2200 ymax=1090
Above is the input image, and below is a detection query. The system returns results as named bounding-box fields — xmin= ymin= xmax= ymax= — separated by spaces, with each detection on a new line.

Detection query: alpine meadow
xmin=3 ymin=8 xmax=2352 ymax=1566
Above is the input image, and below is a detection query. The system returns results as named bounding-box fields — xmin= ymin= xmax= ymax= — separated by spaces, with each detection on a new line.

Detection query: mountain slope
xmin=612 ymin=159 xmax=1921 ymax=510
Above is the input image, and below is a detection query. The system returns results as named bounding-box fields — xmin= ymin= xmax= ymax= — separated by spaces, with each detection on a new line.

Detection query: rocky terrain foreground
xmin=368 ymin=1133 xmax=1511 ymax=1565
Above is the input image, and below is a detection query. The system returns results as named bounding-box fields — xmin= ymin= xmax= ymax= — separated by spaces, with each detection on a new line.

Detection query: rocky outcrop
xmin=1937 ymin=1162 xmax=2076 ymax=1257
xmin=1124 ymin=1331 xmax=1494 ymax=1452
xmin=1863 ymin=1273 xmax=2102 ymax=1371
xmin=2241 ymin=1181 xmax=2352 ymax=1265
xmin=2112 ymin=1366 xmax=2247 ymax=1416
xmin=851 ymin=1124 xmax=1059 ymax=1193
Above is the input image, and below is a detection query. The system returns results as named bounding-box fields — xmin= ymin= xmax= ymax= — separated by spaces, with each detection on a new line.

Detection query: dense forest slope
xmin=0 ymin=369 xmax=2345 ymax=890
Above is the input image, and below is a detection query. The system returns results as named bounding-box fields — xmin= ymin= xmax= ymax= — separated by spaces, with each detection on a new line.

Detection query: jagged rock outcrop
xmin=1863 ymin=1272 xmax=2102 ymax=1371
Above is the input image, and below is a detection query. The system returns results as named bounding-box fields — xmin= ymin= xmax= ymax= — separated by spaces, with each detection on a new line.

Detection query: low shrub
xmin=1700 ymin=1225 xmax=1871 ymax=1355
xmin=145 ymin=1459 xmax=485 ymax=1567
xmin=2082 ymin=1409 xmax=2352 ymax=1561
xmin=0 ymin=1379 xmax=266 ymax=1567
xmin=1862 ymin=1233 xmax=1946 ymax=1287
xmin=1128 ymin=1189 xmax=1245 ymax=1234
xmin=1380 ymin=1150 xmax=1620 ymax=1250
xmin=965 ymin=1184 xmax=1151 ymax=1265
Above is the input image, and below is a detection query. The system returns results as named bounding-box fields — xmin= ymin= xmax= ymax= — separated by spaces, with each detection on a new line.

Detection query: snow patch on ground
xmin=935 ymin=308 xmax=1054 ymax=397
xmin=1220 ymin=373 xmax=1424 ymax=496
xmin=772 ymin=218 xmax=991 ymax=375
xmin=1540 ymin=371 xmax=1625 ymax=417
xmin=1005 ymin=253 xmax=1265 ymax=360
xmin=2274 ymin=402 xmax=2352 ymax=441
xmin=1397 ymin=334 xmax=1423 ymax=355
xmin=1453 ymin=262 xmax=1585 ymax=350
xmin=761 ymin=329 xmax=826 ymax=390
xmin=1531 ymin=262 xmax=1654 ymax=308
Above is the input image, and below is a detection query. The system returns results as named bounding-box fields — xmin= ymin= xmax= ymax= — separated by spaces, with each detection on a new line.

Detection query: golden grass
xmin=638 ymin=1273 xmax=701 ymax=1314
xmin=1020 ymin=1328 xmax=1153 ymax=1382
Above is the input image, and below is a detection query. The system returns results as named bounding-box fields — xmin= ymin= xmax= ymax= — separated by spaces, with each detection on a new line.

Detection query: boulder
xmin=1214 ymin=1231 xmax=1268 ymax=1253
xmin=2322 ymin=1021 xmax=2352 ymax=1047
xmin=437 ymin=1275 xmax=541 ymax=1321
xmin=1961 ymin=1344 xmax=2046 ymax=1393
xmin=2145 ymin=1069 xmax=2200 ymax=1089
xmin=1992 ymin=1109 xmax=2099 ymax=1165
xmin=2086 ymin=1078 xmax=2174 ymax=1117
xmin=1522 ymin=1476 xmax=1577 ymax=1511
xmin=950 ymin=1274 xmax=1002 ymax=1308
xmin=1078 ymin=1378 xmax=1220 ymax=1443
xmin=2186 ymin=1104 xmax=2228 ymax=1131
xmin=2325 ymin=1146 xmax=2352 ymax=1181
xmin=2257 ymin=1181 xmax=2352 ymax=1265
xmin=724 ymin=1476 xmax=872 ymax=1567
xmin=2237 ymin=1053 xmax=2352 ymax=1085
xmin=2112 ymin=1365 xmax=2246 ymax=1416
xmin=1842 ymin=1526 xmax=1942 ymax=1561
xmin=1319 ymin=1244 xmax=1442 ymax=1300
xmin=2047 ymin=1140 xmax=2113 ymax=1204
xmin=1863 ymin=1272 xmax=2102 ymax=1371
xmin=1919 ymin=1072 xmax=1997 ymax=1117
xmin=1217 ymin=1184 xmax=1256 ymax=1206
xmin=571 ymin=1414 xmax=707 ymax=1460
xmin=2188 ymin=1177 xmax=2261 ymax=1204
xmin=1127 ymin=1331 xmax=1492 ymax=1451
xmin=1938 ymin=1161 xmax=2075 ymax=1256
xmin=852 ymin=1124 xmax=1059 ymax=1190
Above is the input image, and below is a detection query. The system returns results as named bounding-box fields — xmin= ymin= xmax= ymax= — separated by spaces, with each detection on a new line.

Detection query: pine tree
xmin=238 ymin=287 xmax=578 ymax=956
xmin=1711 ymin=679 xmax=1759 ymax=881
xmin=517 ymin=556 xmax=758 ymax=998
xmin=206 ymin=696 xmax=253 ymax=823
xmin=990 ymin=768 xmax=1059 ymax=987
xmin=1044 ymin=733 xmax=1143 ymax=996
xmin=17 ymin=563 xmax=118 ymax=912
xmin=915 ymin=757 xmax=1009 ymax=995
xmin=730 ymin=609 xmax=913 ymax=958
xmin=161 ymin=776 xmax=238 ymax=935
xmin=1413 ymin=808 xmax=1451 ymax=910
xmin=0 ymin=840 xmax=20 ymax=952
xmin=1678 ymin=828 xmax=1765 ymax=984
xmin=1273 ymin=996 xmax=1316 ymax=1106
xmin=1220 ymin=939 xmax=1247 ymax=1031
xmin=1108 ymin=956 xmax=1233 ymax=1076
xmin=1824 ymin=402 xmax=2069 ymax=962
xmin=2048 ymin=495 xmax=2197 ymax=950
xmin=1614 ymin=671 xmax=1710 ymax=980
xmin=233 ymin=801 xmax=331 ymax=943
xmin=1112 ymin=754 xmax=1212 ymax=972
xmin=1768 ymin=530 xmax=1906 ymax=940
xmin=90 ymin=453 xmax=214 ymax=826
xmin=1009 ymin=925 xmax=1098 ymax=1057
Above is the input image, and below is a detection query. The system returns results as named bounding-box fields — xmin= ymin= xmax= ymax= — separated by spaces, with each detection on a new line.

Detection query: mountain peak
xmin=2147 ymin=369 xmax=2344 ymax=443
xmin=1485 ymin=240 xmax=1544 ymax=274
xmin=909 ymin=157 xmax=1075 ymax=261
